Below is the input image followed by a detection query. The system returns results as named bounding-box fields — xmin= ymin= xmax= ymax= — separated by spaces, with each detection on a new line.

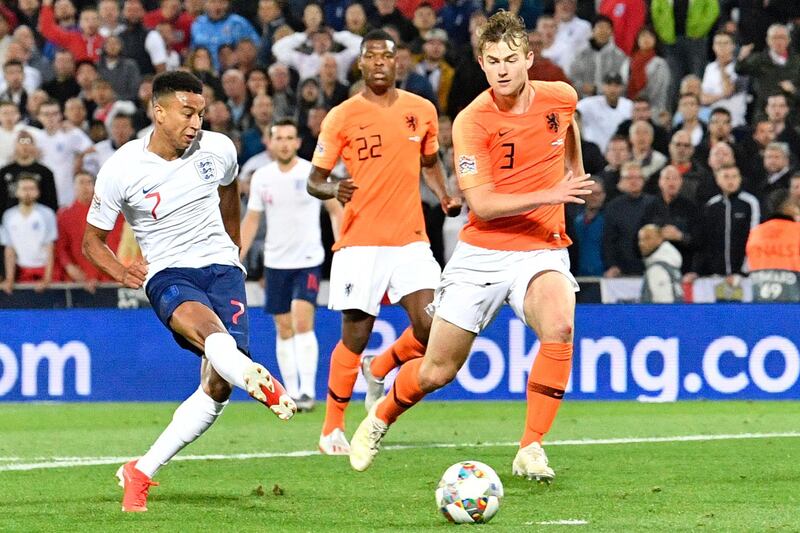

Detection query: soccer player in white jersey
xmin=240 ymin=118 xmax=342 ymax=413
xmin=82 ymin=71 xmax=296 ymax=513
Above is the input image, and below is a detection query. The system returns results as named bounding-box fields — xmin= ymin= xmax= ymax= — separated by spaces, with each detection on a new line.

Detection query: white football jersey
xmin=27 ymin=126 xmax=93 ymax=206
xmin=247 ymin=158 xmax=324 ymax=269
xmin=87 ymin=130 xmax=243 ymax=286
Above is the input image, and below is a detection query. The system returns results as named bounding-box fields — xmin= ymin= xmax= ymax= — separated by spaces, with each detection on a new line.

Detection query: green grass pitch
xmin=1 ymin=401 xmax=799 ymax=532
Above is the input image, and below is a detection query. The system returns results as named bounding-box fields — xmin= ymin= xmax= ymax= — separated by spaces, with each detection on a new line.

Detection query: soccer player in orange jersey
xmin=307 ymin=29 xmax=461 ymax=455
xmin=349 ymin=12 xmax=594 ymax=480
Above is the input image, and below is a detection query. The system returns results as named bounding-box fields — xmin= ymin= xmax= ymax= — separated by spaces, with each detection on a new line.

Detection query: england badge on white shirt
xmin=195 ymin=157 xmax=217 ymax=181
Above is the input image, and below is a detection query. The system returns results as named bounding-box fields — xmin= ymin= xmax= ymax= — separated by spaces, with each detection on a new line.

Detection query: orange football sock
xmin=521 ymin=342 xmax=573 ymax=448
xmin=370 ymin=327 xmax=425 ymax=379
xmin=376 ymin=357 xmax=426 ymax=425
xmin=321 ymin=341 xmax=361 ymax=435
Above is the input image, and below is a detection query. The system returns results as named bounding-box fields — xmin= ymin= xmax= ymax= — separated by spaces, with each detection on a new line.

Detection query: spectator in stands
xmin=344 ymin=2 xmax=370 ymax=37
xmin=624 ymin=26 xmax=671 ymax=116
xmin=121 ymin=0 xmax=170 ymax=75
xmin=238 ymin=126 xmax=272 ymax=194
xmin=268 ymin=61 xmax=295 ymax=120
xmin=598 ymin=133 xmax=631 ymax=203
xmin=235 ymin=37 xmax=259 ymax=74
xmin=42 ymin=50 xmax=80 ymax=106
xmin=695 ymin=107 xmax=739 ymax=167
xmin=791 ymin=172 xmax=800 ymax=209
xmin=603 ymin=160 xmax=655 ymax=276
xmin=298 ymin=105 xmax=326 ymax=162
xmin=672 ymin=92 xmax=706 ymax=147
xmin=616 ymin=97 xmax=669 ymax=154
xmin=598 ymin=0 xmax=647 ymax=56
xmin=577 ymin=72 xmax=633 ymax=152
xmin=538 ymin=14 xmax=569 ymax=71
xmin=13 ymin=1 xmax=39 ymax=37
xmin=446 ymin=15 xmax=488 ymax=119
xmin=273 ymin=26 xmax=361 ymax=85
xmin=415 ymin=29 xmax=454 ymax=113
xmin=255 ymin=0 xmax=288 ymax=66
xmin=574 ymin=110 xmax=606 ymax=176
xmin=1 ymin=174 xmax=57 ymax=292
xmin=24 ymin=88 xmax=47 ymax=127
xmin=13 ymin=25 xmax=54 ymax=84
xmin=552 ymin=0 xmax=592 ymax=71
xmin=746 ymin=189 xmax=800 ymax=302
xmin=3 ymin=40 xmax=43 ymax=95
xmin=1 ymin=61 xmax=29 ymax=123
xmin=246 ymin=67 xmax=269 ymax=99
xmin=204 ymin=99 xmax=234 ymax=136
xmin=318 ymin=53 xmax=349 ymax=109
xmin=736 ymin=119 xmax=775 ymax=192
xmin=74 ymin=59 xmax=98 ymax=117
xmin=438 ymin=0 xmax=479 ymax=48
xmin=190 ymin=0 xmax=260 ymax=72
xmin=81 ymin=113 xmax=135 ymax=176
xmin=395 ymin=42 xmax=437 ymax=106
xmin=90 ymin=77 xmax=116 ymax=123
xmin=296 ymin=77 xmax=321 ymax=137
xmin=369 ymin=0 xmax=417 ymax=44
xmin=29 ymin=98 xmax=92 ymax=206
xmin=240 ymin=93 xmax=273 ymax=164
xmin=527 ymin=29 xmax=570 ymax=83
xmin=185 ymin=46 xmax=223 ymax=98
xmin=144 ymin=0 xmax=194 ymax=56
xmin=38 ymin=0 xmax=103 ymax=63
xmin=409 ymin=2 xmax=437 ymax=54
xmin=221 ymin=68 xmax=250 ymax=130
xmin=701 ymin=30 xmax=747 ymax=127
xmin=764 ymin=92 xmax=800 ymax=159
xmin=629 ymin=119 xmax=667 ymax=181
xmin=642 ymin=164 xmax=699 ymax=273
xmin=638 ymin=224 xmax=683 ymax=303
xmin=736 ymin=23 xmax=800 ymax=119
xmin=649 ymin=130 xmax=706 ymax=202
xmin=755 ymin=141 xmax=794 ymax=206
xmin=0 ymin=129 xmax=58 ymax=212
xmin=570 ymin=179 xmax=607 ymax=276
xmin=63 ymin=96 xmax=88 ymax=132
xmin=689 ymin=164 xmax=760 ymax=279
xmin=98 ymin=0 xmax=124 ymax=39
xmin=651 ymin=0 xmax=719 ymax=108
xmin=569 ymin=15 xmax=626 ymax=99
xmin=55 ymin=170 xmax=123 ymax=288
xmin=97 ymin=35 xmax=141 ymax=102
xmin=0 ymin=100 xmax=22 ymax=166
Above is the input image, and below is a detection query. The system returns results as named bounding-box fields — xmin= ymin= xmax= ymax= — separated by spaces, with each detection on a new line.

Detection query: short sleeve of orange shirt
xmin=452 ymin=81 xmax=578 ymax=251
xmin=312 ymin=90 xmax=439 ymax=250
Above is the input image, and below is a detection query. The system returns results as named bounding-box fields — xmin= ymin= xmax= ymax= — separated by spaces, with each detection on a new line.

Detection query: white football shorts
xmin=431 ymin=241 xmax=579 ymax=333
xmin=328 ymin=242 xmax=441 ymax=316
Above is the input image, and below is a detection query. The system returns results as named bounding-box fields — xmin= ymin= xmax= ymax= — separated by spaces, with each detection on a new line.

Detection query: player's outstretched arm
xmin=239 ymin=209 xmax=261 ymax=261
xmin=421 ymin=153 xmax=462 ymax=217
xmin=307 ymin=165 xmax=358 ymax=204
xmin=324 ymin=199 xmax=343 ymax=240
xmin=463 ymin=171 xmax=594 ymax=221
xmin=218 ymin=181 xmax=242 ymax=249
xmin=82 ymin=223 xmax=147 ymax=289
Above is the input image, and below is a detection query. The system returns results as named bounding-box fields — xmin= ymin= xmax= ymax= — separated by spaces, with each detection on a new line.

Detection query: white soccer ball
xmin=435 ymin=460 xmax=504 ymax=524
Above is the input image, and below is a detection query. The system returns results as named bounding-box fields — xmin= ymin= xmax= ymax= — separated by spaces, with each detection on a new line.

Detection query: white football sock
xmin=136 ymin=386 xmax=227 ymax=478
xmin=294 ymin=331 xmax=319 ymax=398
xmin=204 ymin=332 xmax=252 ymax=390
xmin=275 ymin=335 xmax=299 ymax=398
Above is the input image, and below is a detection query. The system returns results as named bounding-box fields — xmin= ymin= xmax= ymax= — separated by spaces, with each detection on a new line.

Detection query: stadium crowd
xmin=0 ymin=0 xmax=798 ymax=300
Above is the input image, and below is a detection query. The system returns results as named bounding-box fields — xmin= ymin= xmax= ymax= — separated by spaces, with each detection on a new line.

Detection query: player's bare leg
xmin=513 ymin=271 xmax=576 ymax=482
xmin=350 ymin=316 xmax=476 ymax=471
xmin=291 ymin=299 xmax=318 ymax=412
xmin=171 ymin=301 xmax=296 ymax=419
xmin=363 ymin=289 xmax=434 ymax=410
xmin=320 ymin=309 xmax=375 ymax=454
xmin=273 ymin=312 xmax=300 ymax=402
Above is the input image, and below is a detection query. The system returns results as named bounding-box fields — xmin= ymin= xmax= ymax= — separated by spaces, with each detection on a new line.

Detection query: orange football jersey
xmin=312 ymin=90 xmax=439 ymax=250
xmin=453 ymin=80 xmax=578 ymax=251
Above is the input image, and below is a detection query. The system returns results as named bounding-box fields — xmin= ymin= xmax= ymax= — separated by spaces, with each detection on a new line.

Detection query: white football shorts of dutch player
xmin=328 ymin=241 xmax=442 ymax=317
xmin=430 ymin=242 xmax=579 ymax=333
xmin=87 ymin=129 xmax=244 ymax=287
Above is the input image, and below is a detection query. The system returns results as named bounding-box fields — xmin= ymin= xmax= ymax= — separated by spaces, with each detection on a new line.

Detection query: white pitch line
xmin=1 ymin=432 xmax=799 ymax=473
xmin=531 ymin=519 xmax=589 ymax=526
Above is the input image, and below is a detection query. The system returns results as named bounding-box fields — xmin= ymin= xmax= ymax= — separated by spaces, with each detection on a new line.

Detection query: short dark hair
xmin=710 ymin=106 xmax=731 ymax=118
xmin=75 ymin=59 xmax=97 ymax=71
xmin=152 ymin=71 xmax=203 ymax=102
xmin=268 ymin=118 xmax=299 ymax=137
xmin=360 ymin=29 xmax=397 ymax=54
xmin=594 ymin=14 xmax=613 ymax=27
xmin=3 ymin=59 xmax=23 ymax=70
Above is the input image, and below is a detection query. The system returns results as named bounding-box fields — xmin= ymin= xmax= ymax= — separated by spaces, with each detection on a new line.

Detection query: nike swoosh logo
xmin=142 ymin=185 xmax=158 ymax=195
xmin=499 ymin=129 xmax=512 ymax=137
xmin=359 ymin=124 xmax=371 ymax=130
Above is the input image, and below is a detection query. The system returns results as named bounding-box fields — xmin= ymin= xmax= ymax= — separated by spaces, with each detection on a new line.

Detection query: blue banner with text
xmin=0 ymin=305 xmax=798 ymax=402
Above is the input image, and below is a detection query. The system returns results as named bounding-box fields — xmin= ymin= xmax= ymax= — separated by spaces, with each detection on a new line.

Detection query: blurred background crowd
xmin=0 ymin=0 xmax=798 ymax=300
